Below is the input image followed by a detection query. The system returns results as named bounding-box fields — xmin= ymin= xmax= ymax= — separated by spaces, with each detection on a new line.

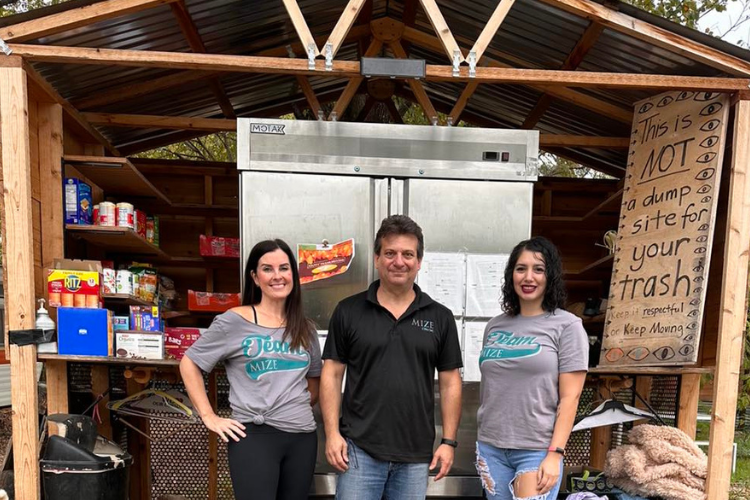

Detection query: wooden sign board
xmin=600 ymin=90 xmax=730 ymax=366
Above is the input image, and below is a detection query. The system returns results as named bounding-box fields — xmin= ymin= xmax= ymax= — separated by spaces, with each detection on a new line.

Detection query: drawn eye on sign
xmin=605 ymin=348 xmax=624 ymax=363
xmin=695 ymin=168 xmax=715 ymax=181
xmin=693 ymin=287 xmax=703 ymax=295
xmin=697 ymin=184 xmax=711 ymax=194
xmin=693 ymin=264 xmax=704 ymax=273
xmin=654 ymin=346 xmax=675 ymax=360
xmin=687 ymin=309 xmax=701 ymax=318
xmin=683 ymin=334 xmax=695 ymax=343
xmin=676 ymin=91 xmax=695 ymax=101
xmin=698 ymin=223 xmax=709 ymax=231
xmin=701 ymin=196 xmax=712 ymax=204
xmin=697 ymin=152 xmax=717 ymax=164
xmin=657 ymin=96 xmax=674 ymax=107
xmin=694 ymin=247 xmax=707 ymax=254
xmin=699 ymin=136 xmax=719 ymax=148
xmin=695 ymin=92 xmax=720 ymax=101
xmin=627 ymin=347 xmax=650 ymax=361
xmin=695 ymin=235 xmax=708 ymax=243
xmin=638 ymin=102 xmax=654 ymax=114
xmin=679 ymin=345 xmax=695 ymax=356
xmin=700 ymin=102 xmax=723 ymax=116
xmin=693 ymin=276 xmax=704 ymax=283
xmin=700 ymin=119 xmax=721 ymax=132
xmin=687 ymin=322 xmax=698 ymax=330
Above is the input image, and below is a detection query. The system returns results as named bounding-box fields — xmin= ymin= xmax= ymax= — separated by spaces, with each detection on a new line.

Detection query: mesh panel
xmin=567 ymin=386 xmax=594 ymax=466
xmin=649 ymin=376 xmax=679 ymax=427
xmin=216 ymin=372 xmax=234 ymax=498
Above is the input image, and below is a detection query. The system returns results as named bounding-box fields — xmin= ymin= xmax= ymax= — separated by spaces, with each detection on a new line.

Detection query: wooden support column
xmin=91 ymin=366 xmax=112 ymax=439
xmin=589 ymin=426 xmax=611 ymax=469
xmin=677 ymin=373 xmax=700 ymax=440
xmin=706 ymin=99 xmax=750 ymax=500
xmin=127 ymin=377 xmax=151 ymax=500
xmin=0 ymin=57 xmax=40 ymax=500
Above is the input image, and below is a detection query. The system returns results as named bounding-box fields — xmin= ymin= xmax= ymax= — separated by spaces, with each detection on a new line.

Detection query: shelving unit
xmin=565 ymin=254 xmax=614 ymax=279
xmin=64 ymin=155 xmax=171 ymax=205
xmin=102 ymin=293 xmax=156 ymax=307
xmin=38 ymin=353 xmax=179 ymax=367
xmin=66 ymin=225 xmax=170 ymax=260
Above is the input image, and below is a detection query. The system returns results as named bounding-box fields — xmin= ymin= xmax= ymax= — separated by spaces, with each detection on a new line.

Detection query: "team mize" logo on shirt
xmin=479 ymin=330 xmax=541 ymax=363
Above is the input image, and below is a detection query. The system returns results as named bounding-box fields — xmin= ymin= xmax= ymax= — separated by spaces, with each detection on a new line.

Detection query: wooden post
xmin=127 ymin=377 xmax=151 ymax=500
xmin=677 ymin=373 xmax=701 ymax=440
xmin=589 ymin=426 xmax=611 ymax=469
xmin=0 ymin=57 xmax=41 ymax=500
xmin=706 ymin=99 xmax=750 ymax=500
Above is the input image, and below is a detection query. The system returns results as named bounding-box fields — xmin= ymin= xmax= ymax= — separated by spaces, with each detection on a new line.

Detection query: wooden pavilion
xmin=0 ymin=0 xmax=748 ymax=498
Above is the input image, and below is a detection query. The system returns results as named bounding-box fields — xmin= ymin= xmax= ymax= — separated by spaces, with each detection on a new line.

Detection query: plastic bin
xmin=41 ymin=434 xmax=132 ymax=500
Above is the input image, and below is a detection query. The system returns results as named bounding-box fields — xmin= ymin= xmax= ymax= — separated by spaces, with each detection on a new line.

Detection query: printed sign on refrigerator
xmin=298 ymin=239 xmax=355 ymax=284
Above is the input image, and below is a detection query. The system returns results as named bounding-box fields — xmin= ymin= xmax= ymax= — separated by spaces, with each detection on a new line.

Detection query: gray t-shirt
xmin=185 ymin=310 xmax=322 ymax=433
xmin=477 ymin=309 xmax=589 ymax=450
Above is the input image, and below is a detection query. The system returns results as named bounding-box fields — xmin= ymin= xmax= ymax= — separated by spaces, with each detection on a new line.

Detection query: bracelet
xmin=441 ymin=438 xmax=458 ymax=448
xmin=548 ymin=446 xmax=565 ymax=456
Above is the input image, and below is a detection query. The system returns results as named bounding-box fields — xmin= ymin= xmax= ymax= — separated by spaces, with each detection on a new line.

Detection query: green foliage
xmin=133 ymin=132 xmax=236 ymax=162
xmin=0 ymin=0 xmax=69 ymax=17
xmin=625 ymin=0 xmax=732 ymax=29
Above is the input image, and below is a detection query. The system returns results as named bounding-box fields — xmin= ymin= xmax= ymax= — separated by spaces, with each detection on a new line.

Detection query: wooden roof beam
xmin=539 ymin=135 xmax=629 ymax=148
xmin=74 ymin=25 xmax=371 ymax=110
xmin=11 ymin=44 xmax=750 ymax=91
xmin=325 ymin=0 xmax=369 ymax=59
xmin=282 ymin=0 xmax=320 ymax=57
xmin=21 ymin=61 xmax=119 ymax=155
xmin=469 ymin=0 xmax=517 ymax=64
xmin=0 ymin=0 xmax=179 ymax=42
xmin=539 ymin=0 xmax=750 ymax=77
xmin=297 ymin=76 xmax=323 ymax=117
xmin=390 ymin=40 xmax=440 ymax=124
xmin=330 ymin=38 xmax=382 ymax=120
xmin=418 ymin=0 xmax=464 ymax=63
xmin=449 ymin=80 xmax=480 ymax=124
xmin=401 ymin=25 xmax=631 ymax=122
xmin=522 ymin=21 xmax=605 ymax=129
xmin=83 ymin=113 xmax=237 ymax=131
xmin=170 ymin=0 xmax=235 ymax=119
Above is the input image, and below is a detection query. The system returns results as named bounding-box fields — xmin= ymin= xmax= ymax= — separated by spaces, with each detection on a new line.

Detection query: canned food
xmin=99 ymin=202 xmax=116 ymax=227
xmin=116 ymin=270 xmax=133 ymax=295
xmin=102 ymin=268 xmax=116 ymax=294
xmin=135 ymin=210 xmax=147 ymax=239
xmin=146 ymin=217 xmax=155 ymax=244
xmin=93 ymin=204 xmax=99 ymax=225
xmin=116 ymin=202 xmax=134 ymax=229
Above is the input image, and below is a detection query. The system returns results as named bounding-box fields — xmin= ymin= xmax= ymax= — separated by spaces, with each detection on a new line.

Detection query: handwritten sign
xmin=600 ymin=91 xmax=729 ymax=366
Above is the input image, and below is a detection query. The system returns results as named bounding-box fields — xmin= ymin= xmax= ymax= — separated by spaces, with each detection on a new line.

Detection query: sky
xmin=698 ymin=0 xmax=750 ymax=47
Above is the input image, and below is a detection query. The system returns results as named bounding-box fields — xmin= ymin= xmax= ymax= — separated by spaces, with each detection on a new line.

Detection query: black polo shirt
xmin=323 ymin=280 xmax=463 ymax=463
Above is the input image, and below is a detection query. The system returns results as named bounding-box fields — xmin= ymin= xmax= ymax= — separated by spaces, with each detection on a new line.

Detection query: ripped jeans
xmin=475 ymin=441 xmax=564 ymax=500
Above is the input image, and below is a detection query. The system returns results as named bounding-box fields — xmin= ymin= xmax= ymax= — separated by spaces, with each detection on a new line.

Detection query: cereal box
xmin=64 ymin=178 xmax=93 ymax=225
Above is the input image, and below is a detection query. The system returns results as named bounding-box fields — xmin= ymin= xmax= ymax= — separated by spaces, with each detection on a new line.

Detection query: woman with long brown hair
xmin=180 ymin=239 xmax=321 ymax=500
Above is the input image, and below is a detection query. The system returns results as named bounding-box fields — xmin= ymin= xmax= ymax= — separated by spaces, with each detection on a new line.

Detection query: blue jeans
xmin=475 ymin=441 xmax=564 ymax=500
xmin=335 ymin=439 xmax=429 ymax=500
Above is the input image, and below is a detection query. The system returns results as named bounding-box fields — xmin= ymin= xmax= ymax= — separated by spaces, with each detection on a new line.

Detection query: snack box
xmin=113 ymin=316 xmax=130 ymax=331
xmin=57 ymin=307 xmax=111 ymax=357
xmin=129 ymin=305 xmax=161 ymax=332
xmin=115 ymin=331 xmax=164 ymax=360
xmin=47 ymin=259 xmax=101 ymax=308
xmin=199 ymin=235 xmax=240 ymax=258
xmin=64 ymin=178 xmax=93 ymax=225
xmin=188 ymin=290 xmax=241 ymax=312
xmin=164 ymin=327 xmax=204 ymax=360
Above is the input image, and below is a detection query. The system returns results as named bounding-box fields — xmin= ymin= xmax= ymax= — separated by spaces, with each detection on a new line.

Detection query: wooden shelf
xmin=163 ymin=310 xmax=218 ymax=319
xmin=38 ymin=353 xmax=179 ymax=367
xmin=66 ymin=224 xmax=170 ymax=260
xmin=102 ymin=293 xmax=155 ymax=307
xmin=64 ymin=155 xmax=171 ymax=205
xmin=589 ymin=366 xmax=714 ymax=375
xmin=565 ymin=254 xmax=614 ymax=278
xmin=582 ymin=188 xmax=624 ymax=221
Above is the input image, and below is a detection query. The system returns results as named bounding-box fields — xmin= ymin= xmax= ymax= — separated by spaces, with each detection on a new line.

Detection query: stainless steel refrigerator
xmin=238 ymin=118 xmax=538 ymax=497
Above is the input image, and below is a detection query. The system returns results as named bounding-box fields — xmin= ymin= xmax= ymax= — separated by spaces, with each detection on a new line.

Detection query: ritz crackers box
xmin=47 ymin=259 xmax=102 ymax=308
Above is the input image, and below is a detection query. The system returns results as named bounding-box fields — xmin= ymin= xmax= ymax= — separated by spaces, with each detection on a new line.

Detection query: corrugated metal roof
xmin=3 ymin=0 xmax=748 ymax=174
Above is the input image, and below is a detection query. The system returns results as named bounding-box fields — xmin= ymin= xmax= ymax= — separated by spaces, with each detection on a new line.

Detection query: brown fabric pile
xmin=604 ymin=424 xmax=707 ymax=500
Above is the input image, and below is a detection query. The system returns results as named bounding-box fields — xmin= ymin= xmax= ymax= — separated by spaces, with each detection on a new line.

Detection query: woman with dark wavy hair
xmin=181 ymin=239 xmax=321 ymax=500
xmin=475 ymin=236 xmax=588 ymax=500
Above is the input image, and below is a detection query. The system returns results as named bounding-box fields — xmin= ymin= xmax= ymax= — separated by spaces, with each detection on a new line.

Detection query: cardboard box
xmin=199 ymin=235 xmax=240 ymax=258
xmin=113 ymin=316 xmax=130 ymax=331
xmin=188 ymin=290 xmax=241 ymax=312
xmin=164 ymin=327 xmax=204 ymax=360
xmin=129 ymin=305 xmax=161 ymax=332
xmin=64 ymin=178 xmax=93 ymax=225
xmin=115 ymin=331 xmax=164 ymax=360
xmin=57 ymin=307 xmax=111 ymax=356
xmin=562 ymin=466 xmax=612 ymax=493
xmin=48 ymin=259 xmax=102 ymax=308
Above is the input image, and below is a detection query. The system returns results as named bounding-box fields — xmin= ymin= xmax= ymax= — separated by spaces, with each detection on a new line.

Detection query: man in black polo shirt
xmin=320 ymin=215 xmax=463 ymax=500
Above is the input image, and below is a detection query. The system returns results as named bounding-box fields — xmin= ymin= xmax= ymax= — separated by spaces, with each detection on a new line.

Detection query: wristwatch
xmin=441 ymin=438 xmax=459 ymax=448
xmin=548 ymin=446 xmax=565 ymax=457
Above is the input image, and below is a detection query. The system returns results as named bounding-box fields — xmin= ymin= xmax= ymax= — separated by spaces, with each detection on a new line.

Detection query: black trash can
xmin=41 ymin=434 xmax=132 ymax=500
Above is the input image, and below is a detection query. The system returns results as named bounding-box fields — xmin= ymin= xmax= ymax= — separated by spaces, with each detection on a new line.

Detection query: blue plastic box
xmin=57 ymin=308 xmax=109 ymax=356
xmin=64 ymin=178 xmax=92 ymax=225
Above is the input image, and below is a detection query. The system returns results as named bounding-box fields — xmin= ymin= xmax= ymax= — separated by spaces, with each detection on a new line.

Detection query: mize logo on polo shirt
xmin=412 ymin=318 xmax=434 ymax=333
